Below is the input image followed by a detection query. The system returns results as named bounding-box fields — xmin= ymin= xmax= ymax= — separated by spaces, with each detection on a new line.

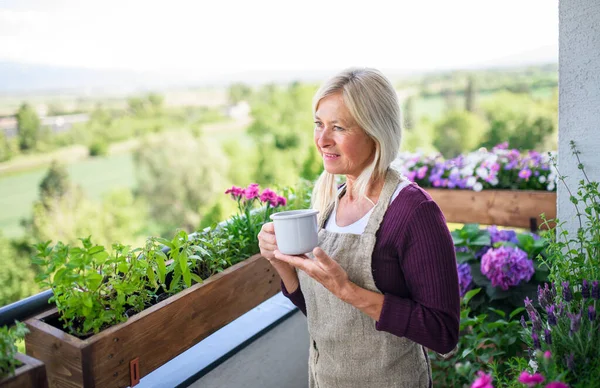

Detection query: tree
xmin=432 ymin=110 xmax=487 ymax=158
xmin=0 ymin=234 xmax=38 ymax=307
xmin=465 ymin=75 xmax=476 ymax=112
xmin=0 ymin=131 xmax=16 ymax=162
xmin=228 ymin=83 xmax=252 ymax=105
xmin=147 ymin=93 xmax=164 ymax=115
xmin=16 ymin=103 xmax=41 ymax=151
xmin=39 ymin=161 xmax=70 ymax=205
xmin=134 ymin=131 xmax=229 ymax=234
xmin=441 ymin=88 xmax=457 ymax=111
xmin=479 ymin=91 xmax=556 ymax=151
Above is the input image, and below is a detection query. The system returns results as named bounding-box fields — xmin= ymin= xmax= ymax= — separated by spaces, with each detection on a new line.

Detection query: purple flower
xmin=518 ymin=371 xmax=545 ymax=386
xmin=538 ymin=283 xmax=554 ymax=308
xmin=471 ymin=371 xmax=494 ymax=388
xmin=592 ymin=280 xmax=599 ymax=300
xmin=566 ymin=353 xmax=575 ymax=371
xmin=481 ymin=246 xmax=534 ymax=290
xmin=532 ymin=331 xmax=541 ymax=349
xmin=417 ymin=166 xmax=428 ymax=179
xmin=589 ymin=305 xmax=596 ymax=322
xmin=457 ymin=263 xmax=473 ymax=297
xmin=519 ymin=169 xmax=532 ymax=180
xmin=521 ymin=315 xmax=527 ymax=328
xmin=562 ymin=282 xmax=573 ymax=302
xmin=487 ymin=226 xmax=519 ymax=245
xmin=567 ymin=312 xmax=581 ymax=335
xmin=544 ymin=328 xmax=552 ymax=345
xmin=582 ymin=280 xmax=590 ymax=299
xmin=546 ymin=305 xmax=557 ymax=326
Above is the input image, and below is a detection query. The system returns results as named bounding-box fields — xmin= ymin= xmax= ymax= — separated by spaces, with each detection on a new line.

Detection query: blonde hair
xmin=311 ymin=68 xmax=402 ymax=213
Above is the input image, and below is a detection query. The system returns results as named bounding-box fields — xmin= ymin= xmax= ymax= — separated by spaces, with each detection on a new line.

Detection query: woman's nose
xmin=316 ymin=128 xmax=333 ymax=148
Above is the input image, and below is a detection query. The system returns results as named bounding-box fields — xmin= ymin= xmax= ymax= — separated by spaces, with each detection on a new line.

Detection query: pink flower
xmin=471 ymin=371 xmax=494 ymax=388
xmin=259 ymin=189 xmax=278 ymax=204
xmin=276 ymin=196 xmax=287 ymax=207
xmin=244 ymin=183 xmax=260 ymax=200
xmin=518 ymin=371 xmax=545 ymax=386
xmin=545 ymin=382 xmax=569 ymax=388
xmin=225 ymin=186 xmax=244 ymax=199
xmin=543 ymin=350 xmax=552 ymax=359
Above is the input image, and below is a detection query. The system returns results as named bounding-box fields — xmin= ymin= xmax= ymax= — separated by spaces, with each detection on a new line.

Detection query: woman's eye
xmin=333 ymin=126 xmax=344 ymax=131
xmin=314 ymin=121 xmax=323 ymax=129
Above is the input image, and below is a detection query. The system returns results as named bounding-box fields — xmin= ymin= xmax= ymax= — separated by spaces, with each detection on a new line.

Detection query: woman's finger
xmin=258 ymin=230 xmax=277 ymax=245
xmin=273 ymin=250 xmax=310 ymax=269
xmin=259 ymin=241 xmax=278 ymax=252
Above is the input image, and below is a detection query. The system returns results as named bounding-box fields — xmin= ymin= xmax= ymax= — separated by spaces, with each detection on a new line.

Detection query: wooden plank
xmin=26 ymin=254 xmax=280 ymax=388
xmin=0 ymin=353 xmax=48 ymax=388
xmin=25 ymin=316 xmax=85 ymax=388
xmin=426 ymin=189 xmax=556 ymax=229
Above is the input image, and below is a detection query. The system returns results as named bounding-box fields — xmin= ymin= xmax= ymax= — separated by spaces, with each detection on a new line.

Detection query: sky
xmin=0 ymin=0 xmax=558 ymax=78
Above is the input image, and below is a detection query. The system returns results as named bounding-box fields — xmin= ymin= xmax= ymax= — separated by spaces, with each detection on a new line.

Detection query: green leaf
xmin=82 ymin=296 xmax=93 ymax=308
xmin=456 ymin=251 xmax=475 ymax=264
xmin=509 ymin=307 xmax=526 ymax=320
xmin=183 ymin=270 xmax=191 ymax=288
xmin=190 ymin=274 xmax=203 ymax=284
xmin=92 ymin=251 xmax=109 ymax=264
xmin=179 ymin=255 xmax=187 ymax=273
xmin=487 ymin=308 xmax=506 ymax=318
xmin=88 ymin=246 xmax=105 ymax=255
xmin=156 ymin=238 xmax=175 ymax=250
xmin=463 ymin=288 xmax=481 ymax=304
xmin=87 ymin=272 xmax=103 ymax=290
xmin=470 ymin=233 xmax=491 ymax=247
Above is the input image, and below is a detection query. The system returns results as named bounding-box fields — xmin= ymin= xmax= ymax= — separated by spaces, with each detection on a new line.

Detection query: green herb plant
xmin=0 ymin=321 xmax=29 ymax=379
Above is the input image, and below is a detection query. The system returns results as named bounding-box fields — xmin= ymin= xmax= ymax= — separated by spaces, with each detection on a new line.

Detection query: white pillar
xmin=558 ymin=0 xmax=600 ymax=233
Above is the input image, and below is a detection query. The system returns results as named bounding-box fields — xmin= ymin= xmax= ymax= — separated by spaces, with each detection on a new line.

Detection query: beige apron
xmin=298 ymin=169 xmax=431 ymax=388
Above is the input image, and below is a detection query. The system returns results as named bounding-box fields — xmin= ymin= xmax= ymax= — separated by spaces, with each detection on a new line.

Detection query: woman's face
xmin=314 ymin=93 xmax=376 ymax=179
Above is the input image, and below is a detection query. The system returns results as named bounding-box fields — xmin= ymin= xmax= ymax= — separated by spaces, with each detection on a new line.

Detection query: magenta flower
xmin=471 ymin=371 xmax=494 ymax=388
xmin=225 ymin=185 xmax=244 ymax=199
xmin=259 ymin=189 xmax=278 ymax=204
xmin=276 ymin=196 xmax=287 ymax=207
xmin=518 ymin=371 xmax=545 ymax=386
xmin=244 ymin=183 xmax=260 ymax=200
xmin=543 ymin=350 xmax=552 ymax=359
xmin=481 ymin=246 xmax=534 ymax=290
xmin=545 ymin=383 xmax=569 ymax=388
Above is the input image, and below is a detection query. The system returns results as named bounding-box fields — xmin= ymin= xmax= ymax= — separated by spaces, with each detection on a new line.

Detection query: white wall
xmin=558 ymin=0 xmax=600 ymax=232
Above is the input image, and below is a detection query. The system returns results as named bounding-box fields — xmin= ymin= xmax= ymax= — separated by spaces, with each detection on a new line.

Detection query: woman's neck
xmin=344 ymin=174 xmax=385 ymax=205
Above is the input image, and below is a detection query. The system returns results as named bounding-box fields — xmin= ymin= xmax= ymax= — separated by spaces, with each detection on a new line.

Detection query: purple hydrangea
xmin=488 ymin=225 xmax=519 ymax=245
xmin=480 ymin=246 xmax=534 ymax=290
xmin=457 ymin=263 xmax=473 ymax=297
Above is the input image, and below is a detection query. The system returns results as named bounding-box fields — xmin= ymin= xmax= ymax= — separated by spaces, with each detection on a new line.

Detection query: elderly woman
xmin=257 ymin=68 xmax=460 ymax=387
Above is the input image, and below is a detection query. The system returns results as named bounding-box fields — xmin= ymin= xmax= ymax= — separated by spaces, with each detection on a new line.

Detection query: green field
xmin=0 ymin=153 xmax=136 ymax=238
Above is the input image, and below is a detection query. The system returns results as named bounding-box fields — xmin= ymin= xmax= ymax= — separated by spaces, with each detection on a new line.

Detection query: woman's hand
xmin=274 ymin=247 xmax=352 ymax=301
xmin=258 ymin=223 xmax=300 ymax=292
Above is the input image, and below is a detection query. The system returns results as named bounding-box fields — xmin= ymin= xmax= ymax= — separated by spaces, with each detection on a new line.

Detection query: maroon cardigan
xmin=281 ymin=183 xmax=460 ymax=354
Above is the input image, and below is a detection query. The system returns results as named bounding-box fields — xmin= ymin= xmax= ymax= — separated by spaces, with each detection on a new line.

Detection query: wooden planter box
xmin=25 ymin=254 xmax=280 ymax=388
xmin=0 ymin=353 xmax=48 ymax=388
xmin=426 ymin=189 xmax=557 ymax=229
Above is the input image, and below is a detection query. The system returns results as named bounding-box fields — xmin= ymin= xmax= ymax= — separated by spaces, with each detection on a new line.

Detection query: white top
xmin=324 ymin=181 xmax=410 ymax=235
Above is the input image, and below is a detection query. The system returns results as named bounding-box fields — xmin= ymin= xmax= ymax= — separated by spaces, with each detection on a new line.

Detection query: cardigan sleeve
xmin=375 ymin=200 xmax=460 ymax=354
xmin=281 ymin=281 xmax=307 ymax=316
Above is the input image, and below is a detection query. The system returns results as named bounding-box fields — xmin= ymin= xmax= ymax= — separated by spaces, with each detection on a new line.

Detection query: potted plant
xmin=25 ymin=183 xmax=298 ymax=388
xmin=391 ymin=143 xmax=557 ymax=228
xmin=0 ymin=322 xmax=48 ymax=388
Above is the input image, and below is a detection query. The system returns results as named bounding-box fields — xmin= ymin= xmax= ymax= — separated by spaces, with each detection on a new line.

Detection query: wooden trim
xmin=0 ymin=353 xmax=48 ymax=388
xmin=25 ymin=254 xmax=280 ymax=388
xmin=425 ymin=189 xmax=557 ymax=229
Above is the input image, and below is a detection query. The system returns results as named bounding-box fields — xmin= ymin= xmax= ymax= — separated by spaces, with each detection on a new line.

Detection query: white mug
xmin=270 ymin=209 xmax=319 ymax=255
